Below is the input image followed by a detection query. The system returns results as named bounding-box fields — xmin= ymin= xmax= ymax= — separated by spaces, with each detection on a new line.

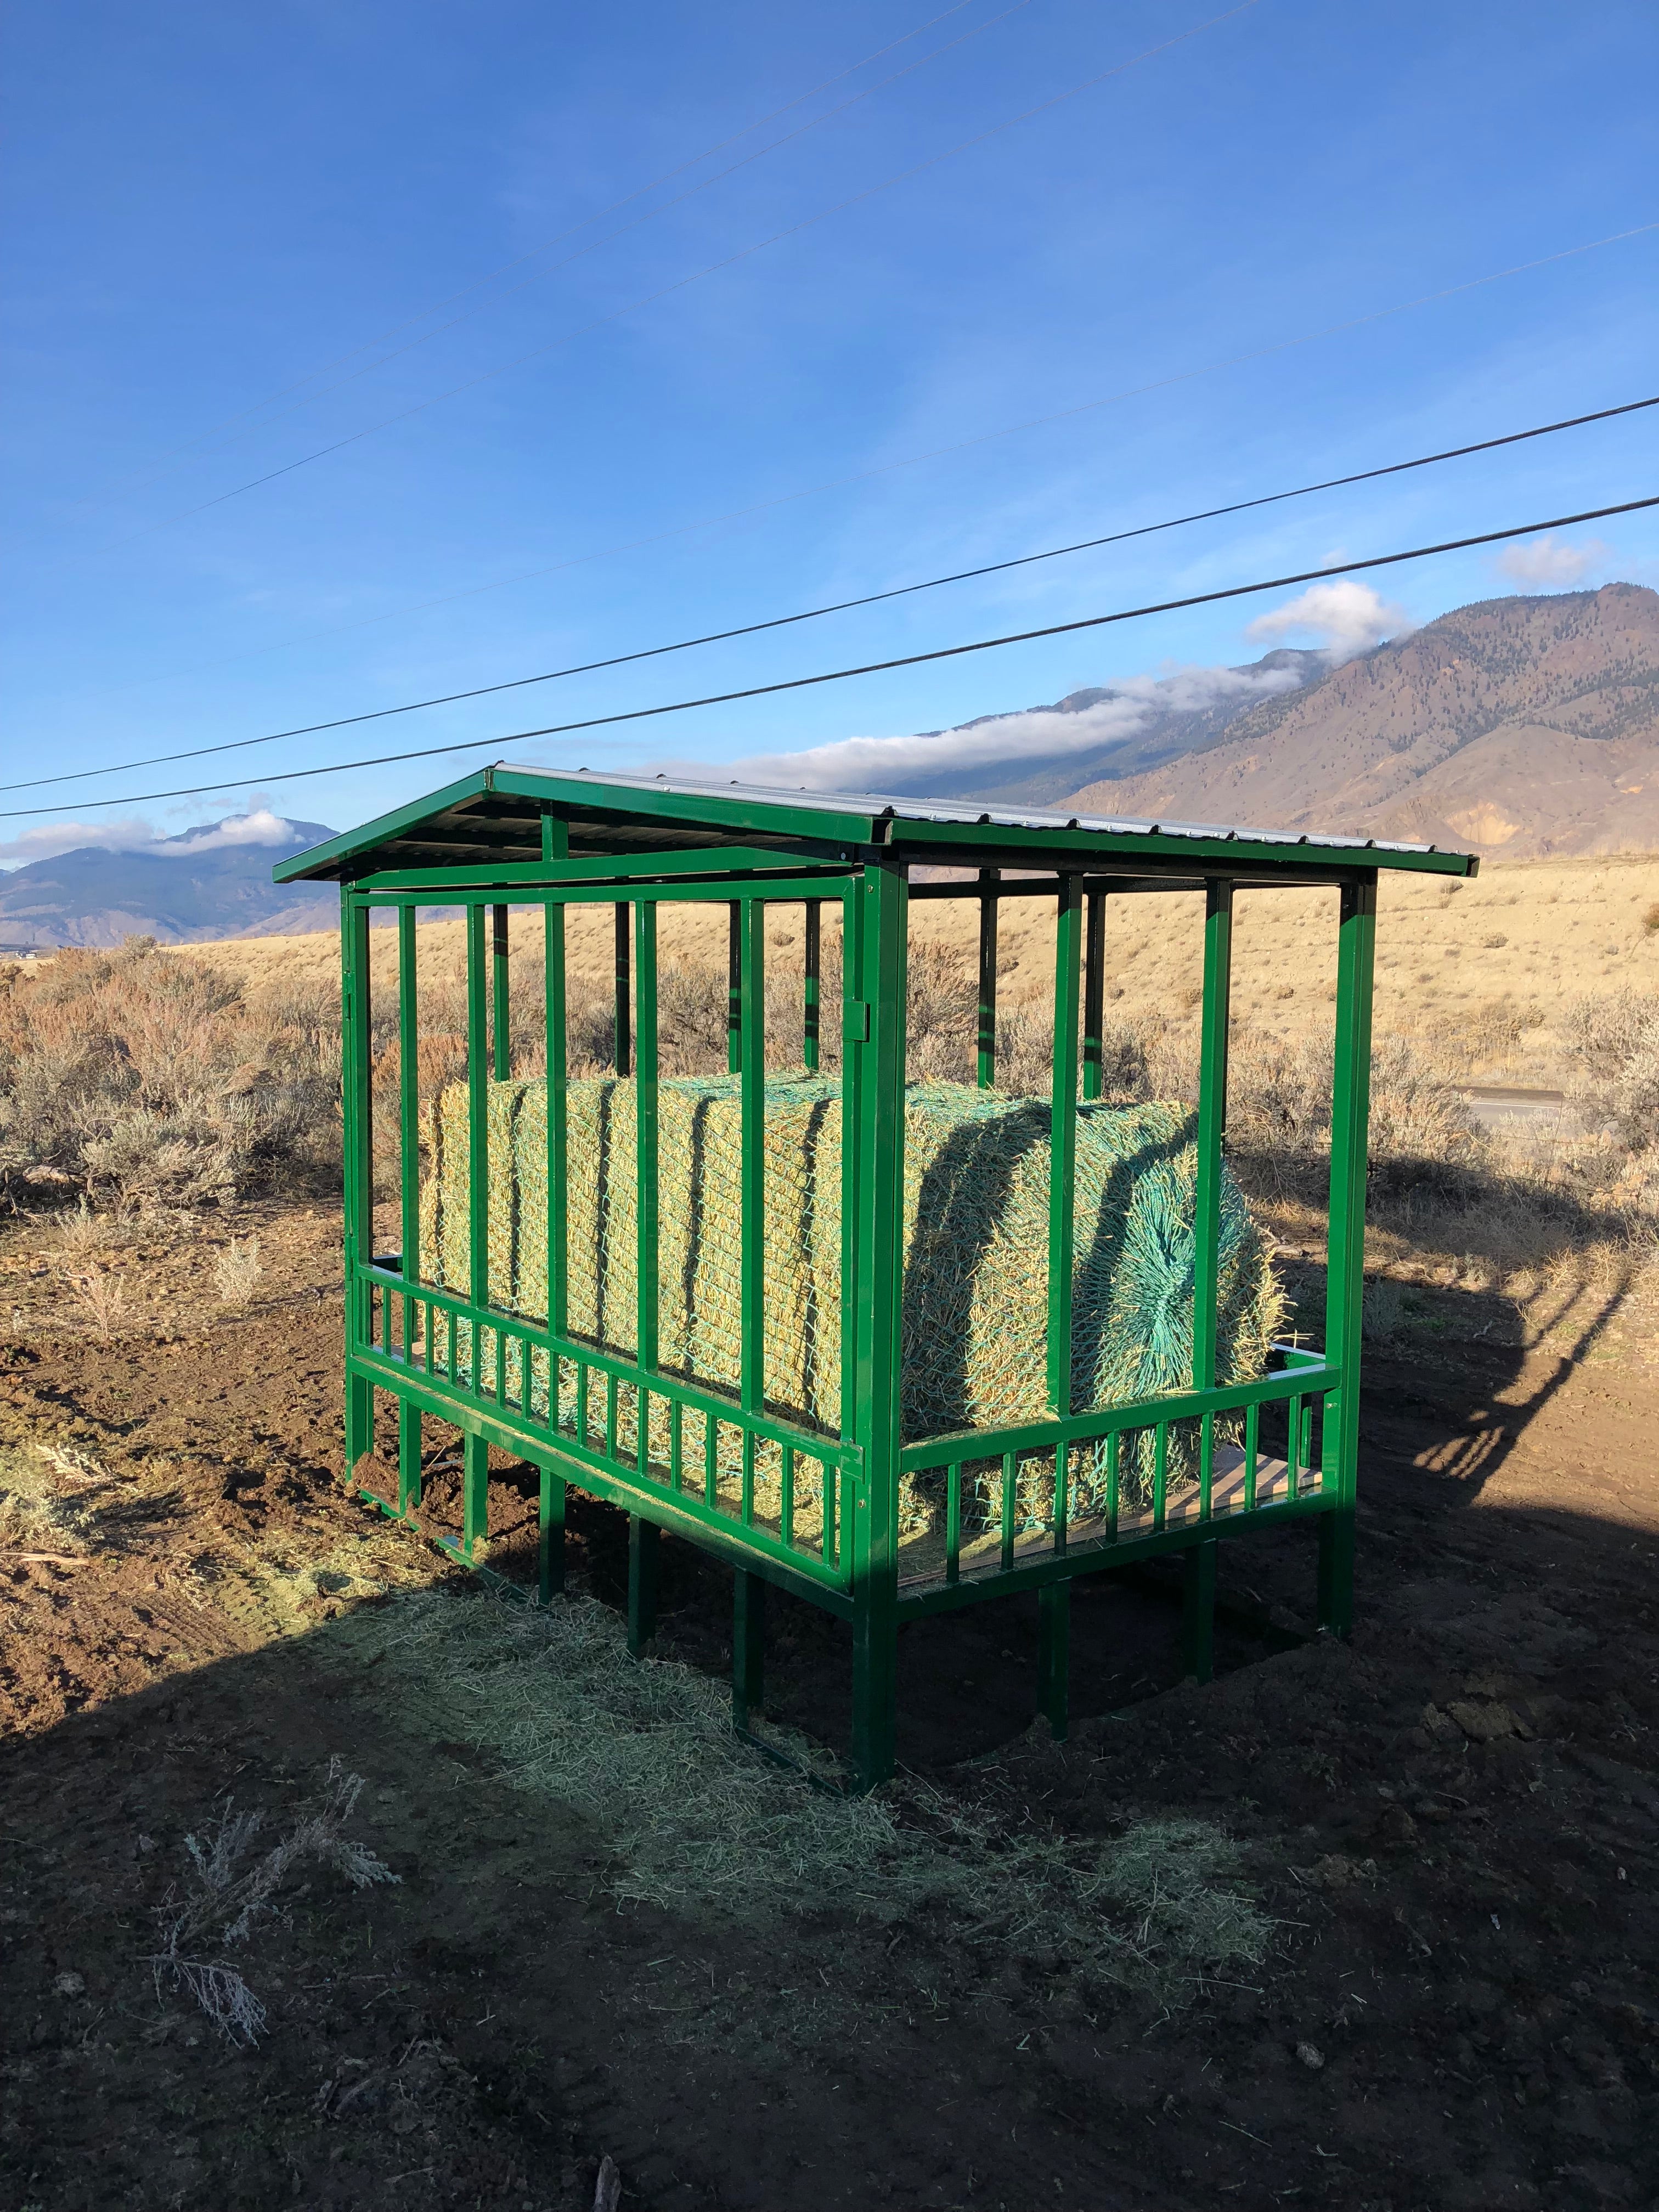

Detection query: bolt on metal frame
xmin=283 ymin=765 xmax=1472 ymax=1790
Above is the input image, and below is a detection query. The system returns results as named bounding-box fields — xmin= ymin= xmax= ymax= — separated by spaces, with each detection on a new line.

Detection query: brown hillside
xmin=1067 ymin=583 xmax=1659 ymax=856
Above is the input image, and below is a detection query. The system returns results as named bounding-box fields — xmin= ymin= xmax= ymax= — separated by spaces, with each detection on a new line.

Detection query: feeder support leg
xmin=733 ymin=1569 xmax=766 ymax=1730
xmin=1183 ymin=1538 xmax=1217 ymax=1683
xmin=1037 ymin=1579 xmax=1070 ymax=1740
xmin=1319 ymin=876 xmax=1376 ymax=1639
xmin=461 ymin=1431 xmax=488 ymax=1558
xmin=628 ymin=1515 xmax=659 ymax=1657
xmin=397 ymin=1398 xmax=422 ymax=1514
xmin=539 ymin=1464 xmax=566 ymax=1605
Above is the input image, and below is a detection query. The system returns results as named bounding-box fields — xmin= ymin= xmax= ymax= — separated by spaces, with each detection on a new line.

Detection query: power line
xmin=84 ymin=0 xmax=1039 ymax=513
xmin=105 ymin=1 xmax=1261 ymax=549
xmin=71 ymin=215 xmax=1659 ymax=707
xmin=10 ymin=493 xmax=1653 ymax=822
xmin=72 ymin=0 xmax=993 ymax=509
xmin=12 ymin=391 xmax=1656 ymax=800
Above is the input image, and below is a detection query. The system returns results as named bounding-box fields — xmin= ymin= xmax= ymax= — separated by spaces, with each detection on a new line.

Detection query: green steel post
xmin=628 ymin=1514 xmax=659 ymax=1656
xmin=398 ymin=903 xmax=420 ymax=1346
xmin=1036 ymin=1579 xmax=1070 ymax=1740
xmin=1192 ymin=881 xmax=1234 ymax=1395
xmin=726 ymin=901 xmax=742 ymax=1074
xmin=544 ymin=899 xmax=568 ymax=1336
xmin=850 ymin=861 xmax=908 ymax=1790
xmin=341 ymin=896 xmax=374 ymax=1479
xmin=1319 ymin=877 xmax=1376 ymax=1637
xmin=975 ymin=869 xmax=999 ymax=1089
xmin=1081 ymin=890 xmax=1106 ymax=1102
xmin=1182 ymin=1536 xmax=1217 ymax=1681
xmin=740 ymin=899 xmax=766 ymax=1414
xmin=635 ymin=900 xmax=659 ymax=1372
xmin=462 ymin=1431 xmax=488 ymax=1556
xmin=465 ymin=904 xmax=489 ymax=1317
xmin=1046 ymin=878 xmax=1083 ymax=1415
xmin=397 ymin=1400 xmax=422 ymax=1513
xmin=491 ymin=904 xmax=510 ymax=1080
xmin=838 ymin=886 xmax=862 ymax=1447
xmin=539 ymin=1463 xmax=566 ymax=1604
xmin=613 ymin=903 xmax=631 ymax=1076
xmin=803 ymin=898 xmax=821 ymax=1072
xmin=733 ymin=1567 xmax=766 ymax=1729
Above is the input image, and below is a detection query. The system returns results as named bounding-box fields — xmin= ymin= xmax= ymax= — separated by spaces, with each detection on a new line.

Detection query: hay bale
xmin=419 ymin=1076 xmax=1284 ymax=1548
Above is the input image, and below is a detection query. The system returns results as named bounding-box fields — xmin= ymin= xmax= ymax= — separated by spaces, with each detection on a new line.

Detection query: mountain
xmin=0 ymin=817 xmax=338 ymax=949
xmin=1063 ymin=584 xmax=1659 ymax=856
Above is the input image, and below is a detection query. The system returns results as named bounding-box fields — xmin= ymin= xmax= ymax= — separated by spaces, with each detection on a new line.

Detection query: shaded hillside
xmin=1066 ymin=584 xmax=1659 ymax=855
xmin=0 ymin=819 xmax=337 ymax=948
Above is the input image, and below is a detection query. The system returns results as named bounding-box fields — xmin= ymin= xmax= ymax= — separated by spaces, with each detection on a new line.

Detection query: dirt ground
xmin=3 ymin=1201 xmax=1659 ymax=2212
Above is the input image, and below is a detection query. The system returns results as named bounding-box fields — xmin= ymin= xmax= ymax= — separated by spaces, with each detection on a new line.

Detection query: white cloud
xmin=1494 ymin=534 xmax=1610 ymax=588
xmin=724 ymin=659 xmax=1305 ymax=794
xmin=0 ymin=808 xmax=303 ymax=868
xmin=1245 ymin=580 xmax=1410 ymax=661
xmin=156 ymin=808 xmax=298 ymax=855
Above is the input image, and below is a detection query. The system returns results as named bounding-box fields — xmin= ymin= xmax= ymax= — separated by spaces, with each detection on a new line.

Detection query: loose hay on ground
xmin=338 ymin=1585 xmax=1271 ymax=1997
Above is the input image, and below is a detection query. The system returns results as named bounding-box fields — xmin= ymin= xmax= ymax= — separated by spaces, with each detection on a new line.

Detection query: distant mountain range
xmin=6 ymin=584 xmax=1657 ymax=949
xmin=0 ymin=818 xmax=338 ymax=949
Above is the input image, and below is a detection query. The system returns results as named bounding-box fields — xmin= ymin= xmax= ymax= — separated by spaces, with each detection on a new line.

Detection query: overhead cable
xmin=8 ymin=492 xmax=1653 ymax=821
xmin=13 ymin=392 xmax=1657 ymax=799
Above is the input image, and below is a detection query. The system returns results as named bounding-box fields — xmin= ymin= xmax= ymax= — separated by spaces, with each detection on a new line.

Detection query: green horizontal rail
xmin=354 ymin=1260 xmax=864 ymax=1477
xmin=896 ymin=1358 xmax=1340 ymax=1471
xmin=356 ymin=847 xmax=857 ymax=891
xmin=356 ymin=873 xmax=857 ymax=910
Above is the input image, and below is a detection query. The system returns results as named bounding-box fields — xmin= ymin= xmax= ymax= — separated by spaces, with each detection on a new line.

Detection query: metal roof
xmin=274 ymin=763 xmax=1477 ymax=884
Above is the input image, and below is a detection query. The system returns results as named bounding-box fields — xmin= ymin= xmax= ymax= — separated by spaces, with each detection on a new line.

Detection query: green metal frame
xmin=313 ymin=769 xmax=1467 ymax=1789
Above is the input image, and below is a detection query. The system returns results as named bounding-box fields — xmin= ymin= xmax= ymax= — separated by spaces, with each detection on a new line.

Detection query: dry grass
xmin=65 ymin=1263 xmax=129 ymax=1340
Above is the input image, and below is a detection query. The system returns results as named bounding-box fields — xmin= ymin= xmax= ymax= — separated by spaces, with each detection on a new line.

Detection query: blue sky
xmin=3 ymin=0 xmax=1656 ymax=859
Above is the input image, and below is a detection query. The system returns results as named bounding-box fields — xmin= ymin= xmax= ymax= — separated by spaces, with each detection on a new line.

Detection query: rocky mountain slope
xmin=1066 ymin=583 xmax=1659 ymax=856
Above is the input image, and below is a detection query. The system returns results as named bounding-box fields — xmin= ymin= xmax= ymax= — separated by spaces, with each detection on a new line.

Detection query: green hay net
xmin=419 ymin=1076 xmax=1284 ymax=1568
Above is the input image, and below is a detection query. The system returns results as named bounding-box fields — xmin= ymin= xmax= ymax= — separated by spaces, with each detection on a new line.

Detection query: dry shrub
xmin=65 ymin=1264 xmax=129 ymax=1340
xmin=1568 ymin=989 xmax=1659 ymax=1152
xmin=149 ymin=1757 xmax=399 ymax=2045
xmin=213 ymin=1234 xmax=263 ymax=1306
xmin=0 ymin=939 xmax=340 ymax=1212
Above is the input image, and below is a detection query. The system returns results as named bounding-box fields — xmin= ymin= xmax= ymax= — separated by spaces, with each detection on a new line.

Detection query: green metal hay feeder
xmin=276 ymin=767 xmax=1476 ymax=1787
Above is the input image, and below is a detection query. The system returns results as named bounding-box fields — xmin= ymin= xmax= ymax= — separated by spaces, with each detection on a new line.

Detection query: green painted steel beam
xmin=353 ymin=847 xmax=857 ymax=891
xmin=1192 ymin=880 xmax=1234 ymax=1396
xmin=739 ymin=900 xmax=766 ymax=1412
xmin=1046 ymin=879 xmax=1082 ymax=1415
xmin=1319 ymin=876 xmax=1377 ymax=1638
xmin=975 ymin=870 xmax=998 ymax=1090
xmin=635 ymin=900 xmax=659 ymax=1373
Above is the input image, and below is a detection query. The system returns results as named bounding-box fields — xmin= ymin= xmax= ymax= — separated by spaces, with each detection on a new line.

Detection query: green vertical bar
xmin=838 ymin=884 xmax=862 ymax=1442
xmin=1243 ymin=1399 xmax=1260 ymax=1510
xmin=462 ymin=1431 xmax=488 ymax=1556
xmin=544 ymin=898 xmax=567 ymax=1337
xmin=1037 ymin=1580 xmax=1070 ymax=1740
xmin=398 ymin=904 xmax=420 ymax=1331
xmin=726 ymin=900 xmax=742 ymax=1074
xmin=613 ymin=903 xmax=630 ymax=1076
xmin=1081 ymin=890 xmax=1106 ymax=1101
xmin=538 ymin=1463 xmax=565 ymax=1603
xmin=1182 ymin=1537 xmax=1217 ymax=1682
xmin=740 ymin=900 xmax=766 ymax=1414
xmin=465 ymin=904 xmax=488 ymax=1321
xmin=975 ymin=869 xmax=999 ymax=1089
xmin=341 ymin=895 xmax=374 ymax=1480
xmin=628 ymin=1515 xmax=659 ymax=1657
xmin=849 ymin=861 xmax=907 ymax=1792
xmin=732 ymin=1568 xmax=765 ymax=1729
xmin=803 ymin=899 xmax=821 ymax=1073
xmin=1046 ymin=878 xmax=1082 ymax=1416
xmin=491 ymin=904 xmax=511 ymax=1081
xmin=1000 ymin=1451 xmax=1017 ymax=1570
xmin=780 ymin=1443 xmax=795 ymax=1548
xmin=635 ymin=901 xmax=659 ymax=1373
xmin=1192 ymin=879 xmax=1234 ymax=1395
xmin=1320 ymin=879 xmax=1375 ymax=1635
xmin=945 ymin=1462 xmax=961 ymax=1584
xmin=397 ymin=1395 xmax=422 ymax=1513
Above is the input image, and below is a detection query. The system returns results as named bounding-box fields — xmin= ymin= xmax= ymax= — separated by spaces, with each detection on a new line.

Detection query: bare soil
xmin=3 ymin=1203 xmax=1659 ymax=2212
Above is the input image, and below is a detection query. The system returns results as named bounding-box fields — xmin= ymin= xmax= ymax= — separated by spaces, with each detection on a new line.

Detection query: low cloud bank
xmin=1494 ymin=534 xmax=1610 ymax=588
xmin=1245 ymin=580 xmax=1410 ymax=660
